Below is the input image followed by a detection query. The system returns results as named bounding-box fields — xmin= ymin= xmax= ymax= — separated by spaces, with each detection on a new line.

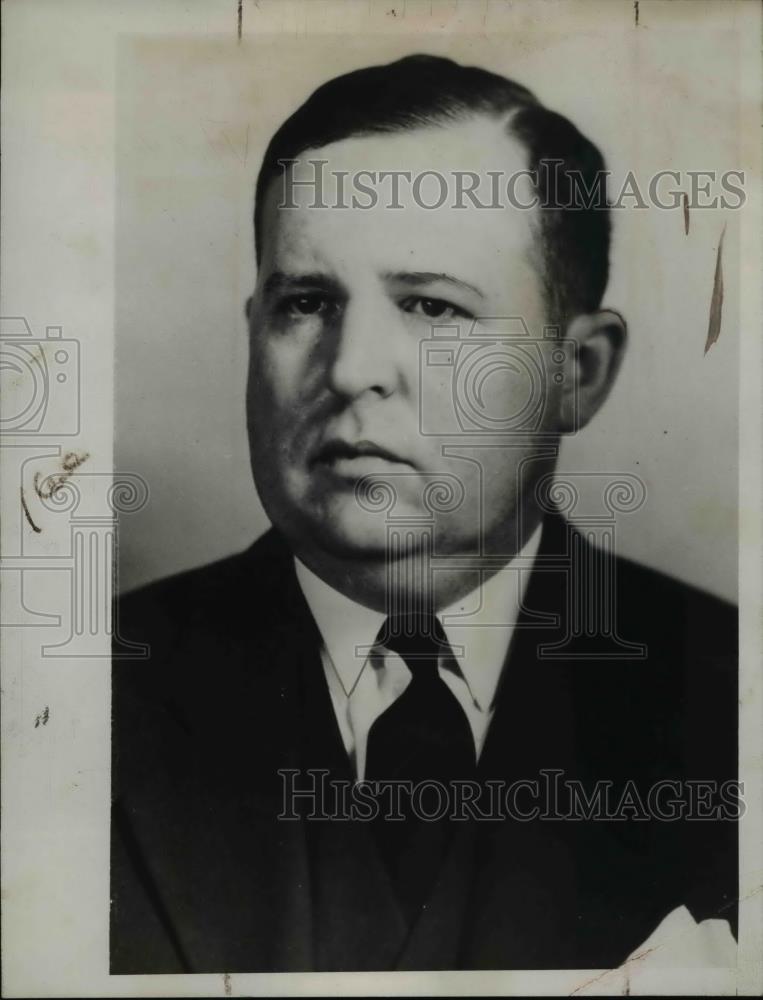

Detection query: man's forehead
xmin=288 ymin=115 xmax=530 ymax=181
xmin=258 ymin=116 xmax=539 ymax=283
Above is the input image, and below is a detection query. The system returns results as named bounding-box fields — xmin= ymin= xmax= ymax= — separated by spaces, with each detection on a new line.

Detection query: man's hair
xmin=254 ymin=54 xmax=611 ymax=327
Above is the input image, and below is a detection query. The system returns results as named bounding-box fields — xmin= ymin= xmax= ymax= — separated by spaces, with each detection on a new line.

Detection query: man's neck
xmin=290 ymin=508 xmax=546 ymax=614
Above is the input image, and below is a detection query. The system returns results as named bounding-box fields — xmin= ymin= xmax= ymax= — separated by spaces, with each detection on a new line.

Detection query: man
xmin=111 ymin=54 xmax=737 ymax=973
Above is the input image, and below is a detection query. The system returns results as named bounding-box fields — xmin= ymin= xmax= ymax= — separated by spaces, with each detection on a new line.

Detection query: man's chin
xmin=293 ymin=497 xmax=433 ymax=561
xmin=304 ymin=508 xmax=392 ymax=560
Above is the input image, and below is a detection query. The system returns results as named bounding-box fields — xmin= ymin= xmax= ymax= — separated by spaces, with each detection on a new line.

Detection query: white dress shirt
xmin=294 ymin=525 xmax=542 ymax=780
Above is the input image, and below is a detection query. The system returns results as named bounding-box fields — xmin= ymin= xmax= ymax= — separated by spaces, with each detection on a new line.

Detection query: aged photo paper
xmin=2 ymin=0 xmax=762 ymax=996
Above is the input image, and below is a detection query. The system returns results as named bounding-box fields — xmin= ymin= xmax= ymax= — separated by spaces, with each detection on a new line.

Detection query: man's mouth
xmin=312 ymin=439 xmax=413 ymax=475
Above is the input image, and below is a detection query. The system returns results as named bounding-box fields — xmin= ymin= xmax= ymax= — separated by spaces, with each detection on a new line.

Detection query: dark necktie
xmin=365 ymin=614 xmax=477 ymax=921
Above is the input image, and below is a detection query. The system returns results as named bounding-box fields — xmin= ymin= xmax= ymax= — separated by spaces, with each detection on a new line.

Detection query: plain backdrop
xmin=115 ymin=29 xmax=740 ymax=601
xmin=4 ymin=4 xmax=761 ymax=998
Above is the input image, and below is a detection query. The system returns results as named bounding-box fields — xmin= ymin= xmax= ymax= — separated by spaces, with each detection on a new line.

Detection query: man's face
xmin=247 ymin=119 xmax=564 ymax=565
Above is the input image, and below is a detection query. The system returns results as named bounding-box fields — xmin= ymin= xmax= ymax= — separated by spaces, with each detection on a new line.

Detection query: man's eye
xmin=402 ymin=297 xmax=467 ymax=320
xmin=282 ymin=294 xmax=334 ymax=317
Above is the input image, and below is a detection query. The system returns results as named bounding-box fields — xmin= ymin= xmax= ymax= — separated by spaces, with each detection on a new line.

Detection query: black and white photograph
xmin=1 ymin=1 xmax=761 ymax=996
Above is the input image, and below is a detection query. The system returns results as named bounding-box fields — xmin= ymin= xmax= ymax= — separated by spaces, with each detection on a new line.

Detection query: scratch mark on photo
xmin=704 ymin=223 xmax=726 ymax=355
xmin=21 ymin=487 xmax=41 ymax=533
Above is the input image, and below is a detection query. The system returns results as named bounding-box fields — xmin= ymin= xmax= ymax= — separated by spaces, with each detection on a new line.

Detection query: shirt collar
xmin=294 ymin=559 xmax=385 ymax=698
xmin=438 ymin=523 xmax=542 ymax=710
xmin=294 ymin=523 xmax=543 ymax=710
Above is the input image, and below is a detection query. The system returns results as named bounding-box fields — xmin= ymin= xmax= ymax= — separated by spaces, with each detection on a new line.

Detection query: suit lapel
xmin=456 ymin=514 xmax=580 ymax=966
xmin=478 ymin=512 xmax=578 ymax=781
xmin=455 ymin=513 xmax=687 ymax=968
xmin=269 ymin=540 xmax=411 ymax=970
xmin=174 ymin=531 xmax=320 ymax=971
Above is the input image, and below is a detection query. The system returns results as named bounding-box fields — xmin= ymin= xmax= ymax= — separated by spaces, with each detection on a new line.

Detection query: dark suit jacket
xmin=111 ymin=513 xmax=737 ymax=973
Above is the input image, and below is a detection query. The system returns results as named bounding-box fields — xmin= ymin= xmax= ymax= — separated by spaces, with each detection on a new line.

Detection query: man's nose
xmin=327 ymin=296 xmax=403 ymax=401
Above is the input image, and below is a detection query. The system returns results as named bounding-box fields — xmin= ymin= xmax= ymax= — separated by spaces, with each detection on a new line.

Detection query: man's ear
xmin=558 ymin=309 xmax=627 ymax=433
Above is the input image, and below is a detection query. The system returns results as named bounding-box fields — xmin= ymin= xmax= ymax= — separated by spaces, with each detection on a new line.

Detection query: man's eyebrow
xmin=383 ymin=271 xmax=487 ymax=300
xmin=262 ymin=271 xmax=343 ymax=295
